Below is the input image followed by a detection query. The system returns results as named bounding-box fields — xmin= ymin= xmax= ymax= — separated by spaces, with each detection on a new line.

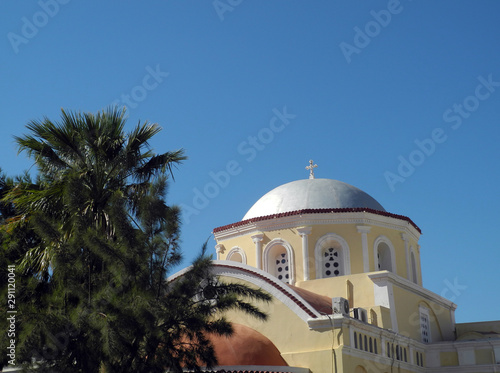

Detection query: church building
xmin=190 ymin=161 xmax=500 ymax=372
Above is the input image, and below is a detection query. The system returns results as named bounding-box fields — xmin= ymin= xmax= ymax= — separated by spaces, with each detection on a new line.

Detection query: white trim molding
xmin=226 ymin=246 xmax=247 ymax=264
xmin=213 ymin=210 xmax=421 ymax=243
xmin=211 ymin=260 xmax=320 ymax=321
xmin=357 ymin=225 xmax=371 ymax=272
xmin=215 ymin=244 xmax=225 ymax=260
xmin=296 ymin=226 xmax=312 ymax=281
xmin=401 ymin=232 xmax=411 ymax=281
xmin=251 ymin=233 xmax=264 ymax=269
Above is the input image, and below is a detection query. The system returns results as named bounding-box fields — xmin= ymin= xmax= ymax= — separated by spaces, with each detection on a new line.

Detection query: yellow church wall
xmin=217 ymin=275 xmax=343 ymax=365
xmin=216 ymin=214 xmax=422 ymax=288
xmin=391 ymin=285 xmax=455 ymax=342
xmin=391 ymin=285 xmax=424 ymax=340
xmin=341 ymin=349 xmax=419 ymax=373
xmin=475 ymin=348 xmax=494 ymax=364
xmin=305 ymin=223 xmax=364 ymax=276
xmin=211 ymin=274 xmax=428 ymax=373
xmin=370 ymin=305 xmax=392 ymax=330
xmin=285 ymin=343 xmax=419 ymax=373
xmin=217 ymin=234 xmax=256 ymax=264
xmin=217 ymin=229 xmax=305 ymax=280
xmin=363 ymin=225 xmax=420 ymax=281
xmin=296 ymin=273 xmax=376 ymax=309
xmin=440 ymin=351 xmax=459 ymax=366
xmin=282 ymin=347 xmax=344 ymax=373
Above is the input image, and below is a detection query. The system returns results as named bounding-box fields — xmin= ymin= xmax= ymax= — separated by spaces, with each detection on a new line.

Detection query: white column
xmin=251 ymin=233 xmax=264 ymax=270
xmin=493 ymin=345 xmax=500 ymax=364
xmin=297 ymin=227 xmax=312 ymax=281
xmin=381 ymin=336 xmax=387 ymax=357
xmin=215 ymin=244 xmax=225 ymax=260
xmin=357 ymin=225 xmax=371 ymax=272
xmin=371 ymin=274 xmax=399 ymax=332
xmin=401 ymin=233 xmax=410 ymax=280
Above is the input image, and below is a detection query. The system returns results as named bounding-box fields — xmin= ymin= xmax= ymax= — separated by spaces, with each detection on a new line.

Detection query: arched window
xmin=374 ymin=236 xmax=396 ymax=273
xmin=263 ymin=239 xmax=295 ymax=284
xmin=274 ymin=251 xmax=290 ymax=283
xmin=226 ymin=247 xmax=247 ymax=264
xmin=315 ymin=233 xmax=350 ymax=279
xmin=419 ymin=306 xmax=431 ymax=343
xmin=322 ymin=246 xmax=343 ymax=277
xmin=230 ymin=252 xmax=243 ymax=263
xmin=377 ymin=242 xmax=392 ymax=271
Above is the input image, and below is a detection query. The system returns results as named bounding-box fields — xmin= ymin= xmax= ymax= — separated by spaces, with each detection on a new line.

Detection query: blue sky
xmin=1 ymin=1 xmax=499 ymax=323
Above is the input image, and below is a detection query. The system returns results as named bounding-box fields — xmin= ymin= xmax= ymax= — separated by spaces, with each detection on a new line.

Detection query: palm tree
xmin=2 ymin=108 xmax=271 ymax=372
xmin=4 ymin=107 xmax=186 ymax=275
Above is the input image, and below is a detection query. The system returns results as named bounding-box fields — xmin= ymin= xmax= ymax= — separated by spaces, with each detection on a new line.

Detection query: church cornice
xmin=213 ymin=208 xmax=421 ymax=242
xmin=369 ymin=271 xmax=458 ymax=311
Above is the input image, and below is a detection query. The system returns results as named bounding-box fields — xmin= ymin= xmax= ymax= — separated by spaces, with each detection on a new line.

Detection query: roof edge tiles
xmin=213 ymin=207 xmax=421 ymax=234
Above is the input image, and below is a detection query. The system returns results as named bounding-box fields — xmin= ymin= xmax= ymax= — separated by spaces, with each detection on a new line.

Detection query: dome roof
xmin=209 ymin=323 xmax=287 ymax=366
xmin=243 ymin=178 xmax=385 ymax=220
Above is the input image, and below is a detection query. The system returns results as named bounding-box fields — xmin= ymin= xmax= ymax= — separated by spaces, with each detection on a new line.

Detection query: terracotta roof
xmin=208 ymin=324 xmax=288 ymax=367
xmin=203 ymin=369 xmax=298 ymax=373
xmin=213 ymin=208 xmax=421 ymax=234
xmin=286 ymin=284 xmax=332 ymax=315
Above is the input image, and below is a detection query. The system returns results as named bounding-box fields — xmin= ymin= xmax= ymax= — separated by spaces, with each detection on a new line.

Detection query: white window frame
xmin=314 ymin=233 xmax=351 ymax=278
xmin=410 ymin=247 xmax=418 ymax=284
xmin=419 ymin=306 xmax=431 ymax=343
xmin=263 ymin=238 xmax=295 ymax=284
xmin=373 ymin=236 xmax=396 ymax=273
xmin=226 ymin=246 xmax=247 ymax=264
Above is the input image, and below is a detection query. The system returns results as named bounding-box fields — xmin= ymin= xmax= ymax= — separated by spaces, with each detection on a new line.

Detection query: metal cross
xmin=306 ymin=159 xmax=318 ymax=179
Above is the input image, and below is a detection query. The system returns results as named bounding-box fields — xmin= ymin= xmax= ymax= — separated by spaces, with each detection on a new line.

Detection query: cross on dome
xmin=305 ymin=160 xmax=318 ymax=179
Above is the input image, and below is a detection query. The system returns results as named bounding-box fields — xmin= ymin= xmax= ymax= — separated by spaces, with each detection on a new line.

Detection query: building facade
xmin=201 ymin=167 xmax=500 ymax=372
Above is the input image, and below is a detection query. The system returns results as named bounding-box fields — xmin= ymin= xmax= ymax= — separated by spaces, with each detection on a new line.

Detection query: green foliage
xmin=0 ymin=108 xmax=271 ymax=372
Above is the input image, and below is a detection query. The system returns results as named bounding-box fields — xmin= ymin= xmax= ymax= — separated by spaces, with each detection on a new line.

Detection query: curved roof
xmin=243 ymin=178 xmax=385 ymax=220
xmin=209 ymin=323 xmax=288 ymax=366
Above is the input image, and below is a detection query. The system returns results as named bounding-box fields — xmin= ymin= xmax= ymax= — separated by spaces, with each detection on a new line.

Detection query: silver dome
xmin=242 ymin=178 xmax=385 ymax=220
